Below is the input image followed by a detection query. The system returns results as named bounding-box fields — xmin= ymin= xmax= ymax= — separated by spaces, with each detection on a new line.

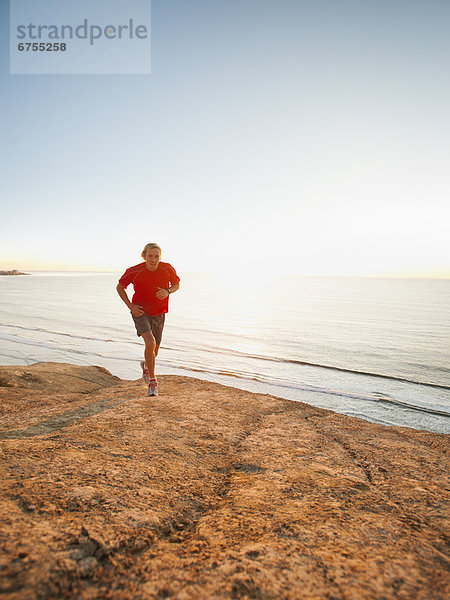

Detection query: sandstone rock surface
xmin=0 ymin=362 xmax=448 ymax=599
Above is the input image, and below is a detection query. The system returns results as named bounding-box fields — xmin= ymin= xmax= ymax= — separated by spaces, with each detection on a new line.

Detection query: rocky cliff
xmin=0 ymin=363 xmax=448 ymax=599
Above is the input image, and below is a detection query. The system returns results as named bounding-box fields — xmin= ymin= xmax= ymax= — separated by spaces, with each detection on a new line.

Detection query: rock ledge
xmin=0 ymin=363 xmax=448 ymax=599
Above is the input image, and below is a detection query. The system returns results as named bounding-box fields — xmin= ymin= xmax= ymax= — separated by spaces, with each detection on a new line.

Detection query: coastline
xmin=1 ymin=273 xmax=448 ymax=434
xmin=0 ymin=363 xmax=448 ymax=599
xmin=0 ymin=270 xmax=29 ymax=276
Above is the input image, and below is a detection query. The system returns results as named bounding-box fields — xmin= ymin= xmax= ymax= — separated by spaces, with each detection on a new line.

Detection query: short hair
xmin=141 ymin=243 xmax=162 ymax=258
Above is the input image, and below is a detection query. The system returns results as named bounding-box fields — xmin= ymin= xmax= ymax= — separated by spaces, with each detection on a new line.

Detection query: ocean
xmin=0 ymin=272 xmax=449 ymax=433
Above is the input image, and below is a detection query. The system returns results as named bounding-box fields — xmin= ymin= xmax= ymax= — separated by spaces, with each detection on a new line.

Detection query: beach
xmin=0 ymin=362 xmax=448 ymax=599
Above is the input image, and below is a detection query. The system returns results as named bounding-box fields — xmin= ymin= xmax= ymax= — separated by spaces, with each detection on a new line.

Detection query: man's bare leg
xmin=142 ymin=332 xmax=157 ymax=379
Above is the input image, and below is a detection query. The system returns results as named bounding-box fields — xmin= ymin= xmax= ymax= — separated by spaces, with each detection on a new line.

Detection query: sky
xmin=1 ymin=0 xmax=449 ymax=277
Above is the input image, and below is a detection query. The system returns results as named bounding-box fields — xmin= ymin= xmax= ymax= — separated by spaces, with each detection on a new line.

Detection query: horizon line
xmin=3 ymin=269 xmax=449 ymax=280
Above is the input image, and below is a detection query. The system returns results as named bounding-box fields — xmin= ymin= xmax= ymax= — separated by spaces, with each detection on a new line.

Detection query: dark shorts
xmin=132 ymin=313 xmax=165 ymax=345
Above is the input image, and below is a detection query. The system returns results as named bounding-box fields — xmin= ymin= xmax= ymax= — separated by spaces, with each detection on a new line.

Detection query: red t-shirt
xmin=118 ymin=261 xmax=180 ymax=316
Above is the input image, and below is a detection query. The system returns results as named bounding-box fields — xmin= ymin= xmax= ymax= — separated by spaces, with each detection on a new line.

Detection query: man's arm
xmin=156 ymin=282 xmax=180 ymax=300
xmin=116 ymin=284 xmax=144 ymax=317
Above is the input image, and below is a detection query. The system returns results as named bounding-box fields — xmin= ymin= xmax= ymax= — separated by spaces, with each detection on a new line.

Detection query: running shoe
xmin=147 ymin=379 xmax=158 ymax=396
xmin=140 ymin=360 xmax=150 ymax=384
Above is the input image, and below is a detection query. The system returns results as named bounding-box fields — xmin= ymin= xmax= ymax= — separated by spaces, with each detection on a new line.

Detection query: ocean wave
xmin=161 ymin=363 xmax=450 ymax=419
xmin=164 ymin=341 xmax=450 ymax=391
xmin=1 ymin=322 xmax=449 ymax=392
xmin=0 ymin=323 xmax=117 ymax=343
xmin=0 ymin=333 xmax=139 ymax=362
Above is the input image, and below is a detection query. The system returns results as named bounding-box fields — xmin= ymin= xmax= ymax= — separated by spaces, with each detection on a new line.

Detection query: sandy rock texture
xmin=0 ymin=362 xmax=448 ymax=599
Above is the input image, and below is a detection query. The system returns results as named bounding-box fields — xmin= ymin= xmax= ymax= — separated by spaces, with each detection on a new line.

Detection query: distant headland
xmin=0 ymin=269 xmax=30 ymax=276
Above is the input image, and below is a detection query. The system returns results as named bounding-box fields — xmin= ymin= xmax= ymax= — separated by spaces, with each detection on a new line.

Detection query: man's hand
xmin=130 ymin=304 xmax=145 ymax=317
xmin=156 ymin=287 xmax=169 ymax=300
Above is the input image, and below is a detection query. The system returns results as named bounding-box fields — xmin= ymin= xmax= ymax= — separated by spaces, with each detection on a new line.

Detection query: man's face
xmin=144 ymin=248 xmax=161 ymax=271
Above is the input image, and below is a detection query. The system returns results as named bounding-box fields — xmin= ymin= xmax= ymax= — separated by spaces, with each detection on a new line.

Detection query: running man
xmin=116 ymin=243 xmax=180 ymax=396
